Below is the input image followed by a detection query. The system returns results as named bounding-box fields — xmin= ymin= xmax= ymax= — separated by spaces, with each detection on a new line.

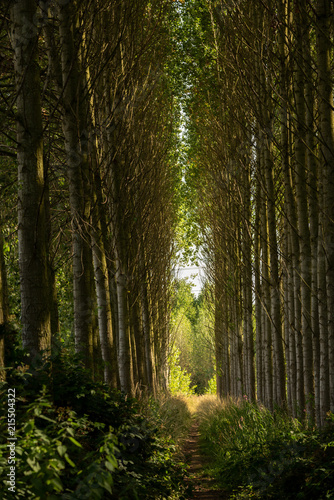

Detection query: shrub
xmin=0 ymin=352 xmax=190 ymax=499
xmin=204 ymin=375 xmax=217 ymax=395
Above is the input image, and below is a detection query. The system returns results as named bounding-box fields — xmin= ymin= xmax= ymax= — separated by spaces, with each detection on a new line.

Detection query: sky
xmin=174 ymin=265 xmax=205 ymax=297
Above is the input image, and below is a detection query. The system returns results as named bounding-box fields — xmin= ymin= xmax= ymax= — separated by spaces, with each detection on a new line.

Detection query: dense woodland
xmin=183 ymin=0 xmax=334 ymax=426
xmin=1 ymin=0 xmax=181 ymax=393
xmin=1 ymin=1 xmax=334 ymax=495
xmin=1 ymin=0 xmax=334 ymax=498
xmin=1 ymin=0 xmax=334 ymax=419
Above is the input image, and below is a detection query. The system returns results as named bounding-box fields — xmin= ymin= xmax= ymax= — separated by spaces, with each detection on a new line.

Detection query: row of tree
xmin=184 ymin=0 xmax=334 ymax=425
xmin=2 ymin=0 xmax=333 ymax=428
xmin=0 ymin=0 xmax=179 ymax=393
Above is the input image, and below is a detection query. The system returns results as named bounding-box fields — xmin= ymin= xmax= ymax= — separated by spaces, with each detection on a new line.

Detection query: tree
xmin=10 ymin=0 xmax=52 ymax=358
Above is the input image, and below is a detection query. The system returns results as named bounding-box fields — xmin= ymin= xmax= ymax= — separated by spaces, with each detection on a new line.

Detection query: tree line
xmin=1 ymin=0 xmax=334 ymax=428
xmin=184 ymin=0 xmax=334 ymax=425
xmin=0 ymin=0 xmax=180 ymax=395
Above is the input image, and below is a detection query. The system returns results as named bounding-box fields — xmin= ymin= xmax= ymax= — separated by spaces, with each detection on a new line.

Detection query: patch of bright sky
xmin=175 ymin=264 xmax=205 ymax=297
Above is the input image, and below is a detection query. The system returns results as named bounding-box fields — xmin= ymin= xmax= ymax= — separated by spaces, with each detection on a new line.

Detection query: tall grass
xmin=195 ymin=397 xmax=334 ymax=499
xmin=140 ymin=393 xmax=193 ymax=453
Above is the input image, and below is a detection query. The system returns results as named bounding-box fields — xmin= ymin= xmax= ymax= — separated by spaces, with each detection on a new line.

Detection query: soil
xmin=183 ymin=421 xmax=229 ymax=500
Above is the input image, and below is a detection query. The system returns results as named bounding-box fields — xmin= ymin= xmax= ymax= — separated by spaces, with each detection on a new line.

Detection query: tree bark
xmin=58 ymin=1 xmax=94 ymax=368
xmin=317 ymin=0 xmax=334 ymax=414
xmin=0 ymin=232 xmax=9 ymax=379
xmin=10 ymin=0 xmax=51 ymax=358
xmin=91 ymin=183 xmax=118 ymax=387
xmin=294 ymin=1 xmax=314 ymax=418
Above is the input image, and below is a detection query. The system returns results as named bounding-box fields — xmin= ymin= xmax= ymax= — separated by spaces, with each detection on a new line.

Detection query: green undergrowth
xmin=144 ymin=394 xmax=193 ymax=454
xmin=196 ymin=397 xmax=334 ymax=499
xmin=0 ymin=349 xmax=191 ymax=499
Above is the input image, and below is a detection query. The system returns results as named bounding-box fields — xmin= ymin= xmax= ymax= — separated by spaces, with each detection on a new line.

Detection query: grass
xmin=139 ymin=392 xmax=193 ymax=461
xmin=191 ymin=396 xmax=334 ymax=499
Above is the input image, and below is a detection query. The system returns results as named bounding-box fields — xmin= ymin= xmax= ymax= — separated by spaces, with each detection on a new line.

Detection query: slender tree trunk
xmin=91 ymin=206 xmax=118 ymax=387
xmin=318 ymin=204 xmax=330 ymax=424
xmin=254 ymin=177 xmax=263 ymax=403
xmin=305 ymin=32 xmax=320 ymax=424
xmin=287 ymin=233 xmax=297 ymax=416
xmin=215 ymin=279 xmax=224 ymax=398
xmin=0 ymin=232 xmax=9 ymax=379
xmin=58 ymin=2 xmax=94 ymax=368
xmin=294 ymin=2 xmax=314 ymax=419
xmin=10 ymin=0 xmax=51 ymax=357
xmin=317 ymin=0 xmax=334 ymax=413
xmin=0 ymin=233 xmax=9 ymax=326
xmin=281 ymin=119 xmax=303 ymax=413
xmin=43 ymin=157 xmax=60 ymax=355
xmin=131 ymin=296 xmax=147 ymax=390
xmin=283 ymin=229 xmax=291 ymax=412
xmin=242 ymin=165 xmax=255 ymax=400
xmin=90 ymin=133 xmax=118 ymax=387
xmin=141 ymin=281 xmax=154 ymax=393
xmin=264 ymin=133 xmax=286 ymax=407
xmin=261 ymin=194 xmax=273 ymax=411
xmin=117 ymin=269 xmax=132 ymax=393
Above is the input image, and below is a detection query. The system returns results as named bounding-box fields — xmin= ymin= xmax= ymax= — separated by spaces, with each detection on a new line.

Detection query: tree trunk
xmin=317 ymin=0 xmax=334 ymax=414
xmin=10 ymin=0 xmax=51 ymax=358
xmin=141 ymin=281 xmax=154 ymax=393
xmin=242 ymin=164 xmax=255 ymax=400
xmin=131 ymin=295 xmax=147 ymax=390
xmin=318 ymin=207 xmax=330 ymax=425
xmin=0 ymin=232 xmax=9 ymax=379
xmin=264 ymin=134 xmax=286 ymax=407
xmin=254 ymin=176 xmax=263 ymax=403
xmin=91 ymin=206 xmax=118 ymax=387
xmin=261 ymin=190 xmax=273 ymax=410
xmin=215 ymin=279 xmax=224 ymax=398
xmin=294 ymin=1 xmax=314 ymax=419
xmin=58 ymin=2 xmax=94 ymax=368
xmin=90 ymin=137 xmax=118 ymax=387
xmin=117 ymin=270 xmax=132 ymax=393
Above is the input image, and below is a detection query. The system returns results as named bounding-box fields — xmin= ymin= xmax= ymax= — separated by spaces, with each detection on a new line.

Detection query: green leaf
xmin=100 ymin=479 xmax=112 ymax=494
xmin=64 ymin=453 xmax=75 ymax=467
xmin=68 ymin=436 xmax=82 ymax=448
xmin=24 ymin=420 xmax=35 ymax=433
xmin=38 ymin=414 xmax=57 ymax=424
xmin=105 ymin=460 xmax=116 ymax=472
xmin=27 ymin=457 xmax=41 ymax=472
xmin=46 ymin=477 xmax=63 ymax=492
xmin=57 ymin=445 xmax=67 ymax=456
xmin=49 ymin=458 xmax=65 ymax=471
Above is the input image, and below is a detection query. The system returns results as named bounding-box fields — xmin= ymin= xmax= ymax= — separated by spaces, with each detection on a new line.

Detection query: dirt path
xmin=183 ymin=421 xmax=229 ymax=499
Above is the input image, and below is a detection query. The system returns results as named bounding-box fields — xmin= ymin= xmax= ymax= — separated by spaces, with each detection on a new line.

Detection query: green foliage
xmin=0 ymin=384 xmax=118 ymax=499
xmin=197 ymin=398 xmax=334 ymax=499
xmin=170 ymin=281 xmax=215 ymax=394
xmin=55 ymin=262 xmax=74 ymax=346
xmin=168 ymin=347 xmax=196 ymax=396
xmin=3 ymin=230 xmax=20 ymax=326
xmin=204 ymin=376 xmax=217 ymax=395
xmin=190 ymin=290 xmax=215 ymax=393
xmin=0 ymin=352 xmax=189 ymax=499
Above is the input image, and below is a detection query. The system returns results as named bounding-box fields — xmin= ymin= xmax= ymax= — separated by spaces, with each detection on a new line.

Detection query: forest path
xmin=183 ymin=419 xmax=229 ymax=499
